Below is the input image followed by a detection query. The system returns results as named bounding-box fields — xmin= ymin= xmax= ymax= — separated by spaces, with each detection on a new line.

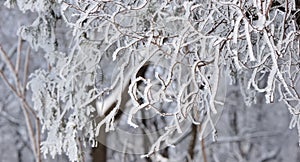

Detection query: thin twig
xmin=23 ymin=46 xmax=30 ymax=96
xmin=0 ymin=70 xmax=36 ymax=116
xmin=0 ymin=70 xmax=18 ymax=94
xmin=16 ymin=36 xmax=22 ymax=74
xmin=35 ymin=118 xmax=41 ymax=162
xmin=21 ymin=104 xmax=37 ymax=159
xmin=0 ymin=45 xmax=22 ymax=94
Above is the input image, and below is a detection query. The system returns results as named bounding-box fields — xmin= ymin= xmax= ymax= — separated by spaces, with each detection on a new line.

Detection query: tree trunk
xmin=91 ymin=121 xmax=106 ymax=162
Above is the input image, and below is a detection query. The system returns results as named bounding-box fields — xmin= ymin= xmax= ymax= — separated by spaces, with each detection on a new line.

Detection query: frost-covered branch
xmin=3 ymin=0 xmax=300 ymax=161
